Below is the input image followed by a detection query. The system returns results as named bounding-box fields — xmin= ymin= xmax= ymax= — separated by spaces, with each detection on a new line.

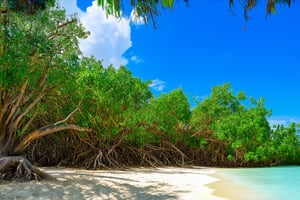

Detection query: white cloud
xmin=58 ymin=0 xmax=132 ymax=68
xmin=58 ymin=0 xmax=83 ymax=16
xmin=149 ymin=79 xmax=166 ymax=92
xmin=268 ymin=119 xmax=288 ymax=127
xmin=130 ymin=9 xmax=145 ymax=26
xmin=268 ymin=116 xmax=300 ymax=127
xmin=130 ymin=55 xmax=142 ymax=64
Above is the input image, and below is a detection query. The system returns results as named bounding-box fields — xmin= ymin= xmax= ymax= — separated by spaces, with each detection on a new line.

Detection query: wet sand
xmin=208 ymin=168 xmax=266 ymax=200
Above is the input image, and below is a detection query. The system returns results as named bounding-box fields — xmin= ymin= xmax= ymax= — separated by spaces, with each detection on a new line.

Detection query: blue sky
xmin=60 ymin=0 xmax=300 ymax=126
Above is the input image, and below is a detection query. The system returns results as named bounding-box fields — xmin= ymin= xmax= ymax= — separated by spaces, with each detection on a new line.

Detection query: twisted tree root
xmin=0 ymin=156 xmax=53 ymax=181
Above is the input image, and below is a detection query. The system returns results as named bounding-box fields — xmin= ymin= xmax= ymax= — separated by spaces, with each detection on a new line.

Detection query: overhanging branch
xmin=14 ymin=124 xmax=91 ymax=155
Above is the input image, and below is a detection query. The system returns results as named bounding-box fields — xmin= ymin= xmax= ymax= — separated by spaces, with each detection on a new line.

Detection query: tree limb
xmin=14 ymin=124 xmax=91 ymax=155
xmin=54 ymin=100 xmax=82 ymax=125
xmin=13 ymin=92 xmax=44 ymax=129
xmin=48 ymin=19 xmax=77 ymax=40
xmin=20 ymin=107 xmax=39 ymax=136
xmin=3 ymin=79 xmax=28 ymax=130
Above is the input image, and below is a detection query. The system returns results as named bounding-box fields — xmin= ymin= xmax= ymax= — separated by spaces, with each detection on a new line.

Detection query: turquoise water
xmin=219 ymin=166 xmax=300 ymax=200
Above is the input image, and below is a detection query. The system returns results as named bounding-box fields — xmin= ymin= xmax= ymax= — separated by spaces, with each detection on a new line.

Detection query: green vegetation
xmin=97 ymin=0 xmax=295 ymax=25
xmin=1 ymin=0 xmax=296 ymax=26
xmin=0 ymin=1 xmax=90 ymax=180
xmin=0 ymin=1 xmax=299 ymax=181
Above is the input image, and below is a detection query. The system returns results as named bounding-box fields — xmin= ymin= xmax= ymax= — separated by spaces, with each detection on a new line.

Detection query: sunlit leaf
xmin=271 ymin=7 xmax=277 ymax=15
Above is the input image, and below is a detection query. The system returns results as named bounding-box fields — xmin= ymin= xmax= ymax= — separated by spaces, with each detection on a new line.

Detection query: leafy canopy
xmin=97 ymin=0 xmax=295 ymax=25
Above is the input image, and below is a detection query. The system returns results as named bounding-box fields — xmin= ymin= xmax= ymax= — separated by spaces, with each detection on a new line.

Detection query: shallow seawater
xmin=218 ymin=166 xmax=300 ymax=200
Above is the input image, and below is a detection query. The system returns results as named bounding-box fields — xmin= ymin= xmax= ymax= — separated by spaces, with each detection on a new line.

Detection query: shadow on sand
xmin=0 ymin=167 xmax=195 ymax=200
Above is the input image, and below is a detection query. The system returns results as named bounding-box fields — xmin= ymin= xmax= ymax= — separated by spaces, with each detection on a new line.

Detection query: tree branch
xmin=3 ymin=79 xmax=28 ymax=129
xmin=13 ymin=92 xmax=44 ymax=130
xmin=48 ymin=19 xmax=77 ymax=40
xmin=20 ymin=107 xmax=39 ymax=136
xmin=54 ymin=100 xmax=82 ymax=125
xmin=13 ymin=100 xmax=90 ymax=154
xmin=0 ymin=93 xmax=19 ymax=122
xmin=14 ymin=124 xmax=91 ymax=155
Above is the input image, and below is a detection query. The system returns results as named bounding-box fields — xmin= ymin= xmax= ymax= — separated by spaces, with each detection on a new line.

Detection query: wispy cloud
xmin=194 ymin=95 xmax=208 ymax=101
xmin=149 ymin=79 xmax=166 ymax=92
xmin=130 ymin=55 xmax=143 ymax=64
xmin=268 ymin=116 xmax=300 ymax=127
xmin=59 ymin=0 xmax=132 ymax=68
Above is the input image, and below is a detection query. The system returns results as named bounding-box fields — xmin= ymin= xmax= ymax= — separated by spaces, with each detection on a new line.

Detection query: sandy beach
xmin=208 ymin=169 xmax=264 ymax=200
xmin=0 ymin=167 xmax=253 ymax=200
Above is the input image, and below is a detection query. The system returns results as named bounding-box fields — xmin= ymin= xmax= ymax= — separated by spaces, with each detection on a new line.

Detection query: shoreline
xmin=0 ymin=166 xmax=257 ymax=200
xmin=207 ymin=169 xmax=262 ymax=200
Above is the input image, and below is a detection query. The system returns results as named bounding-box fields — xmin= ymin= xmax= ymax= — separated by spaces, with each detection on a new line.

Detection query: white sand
xmin=0 ymin=167 xmax=224 ymax=200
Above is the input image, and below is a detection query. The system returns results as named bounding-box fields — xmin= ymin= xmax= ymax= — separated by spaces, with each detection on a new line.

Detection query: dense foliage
xmin=0 ymin=2 xmax=90 ymax=180
xmin=1 ymin=1 xmax=299 ymax=181
xmin=29 ymin=76 xmax=300 ymax=168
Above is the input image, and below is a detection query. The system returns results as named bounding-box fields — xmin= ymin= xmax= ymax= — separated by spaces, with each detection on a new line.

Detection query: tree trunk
xmin=0 ymin=3 xmax=92 ymax=181
xmin=0 ymin=85 xmax=90 ymax=180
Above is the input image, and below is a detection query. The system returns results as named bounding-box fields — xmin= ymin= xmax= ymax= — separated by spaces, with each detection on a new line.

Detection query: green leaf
xmin=271 ymin=7 xmax=276 ymax=15
xmin=162 ymin=0 xmax=174 ymax=9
